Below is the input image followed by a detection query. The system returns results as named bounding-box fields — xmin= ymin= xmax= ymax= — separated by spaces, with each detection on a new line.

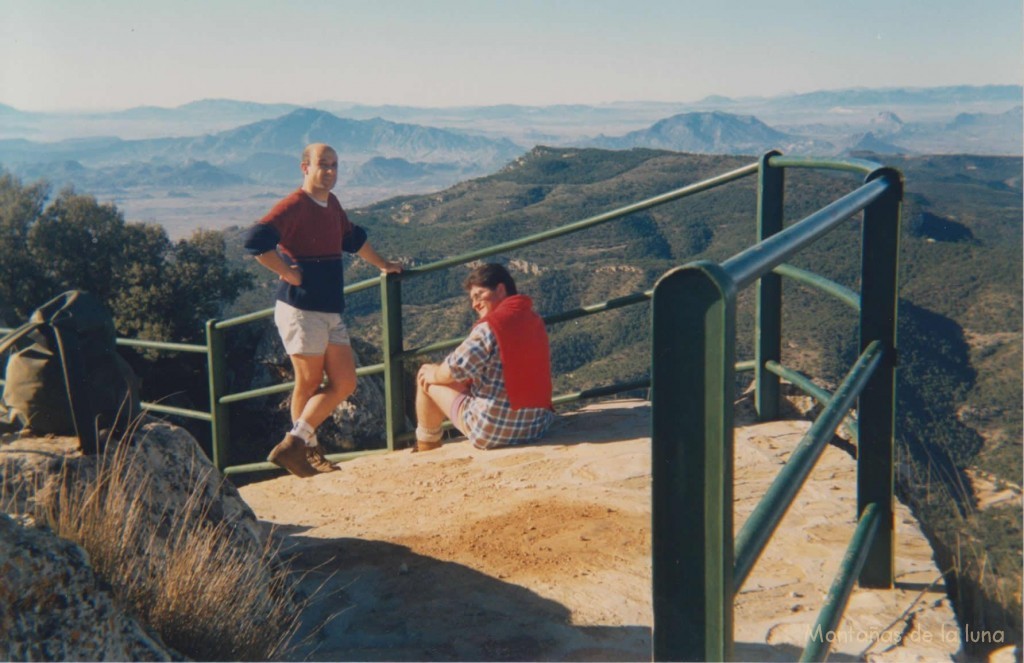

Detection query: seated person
xmin=414 ymin=263 xmax=555 ymax=451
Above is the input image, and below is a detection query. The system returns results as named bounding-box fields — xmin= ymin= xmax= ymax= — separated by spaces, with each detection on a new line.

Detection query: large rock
xmin=0 ymin=512 xmax=176 ymax=661
xmin=0 ymin=419 xmax=295 ymax=660
xmin=0 ymin=420 xmax=263 ymax=550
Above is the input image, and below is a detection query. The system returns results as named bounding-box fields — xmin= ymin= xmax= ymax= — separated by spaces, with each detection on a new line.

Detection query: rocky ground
xmin=239 ymin=399 xmax=971 ymax=662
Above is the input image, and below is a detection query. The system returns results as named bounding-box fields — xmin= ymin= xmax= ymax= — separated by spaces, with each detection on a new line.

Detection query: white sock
xmin=416 ymin=425 xmax=443 ymax=443
xmin=291 ymin=420 xmax=317 ymax=447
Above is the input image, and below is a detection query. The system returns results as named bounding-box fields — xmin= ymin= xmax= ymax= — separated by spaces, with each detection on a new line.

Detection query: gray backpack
xmin=0 ymin=291 xmax=141 ymax=454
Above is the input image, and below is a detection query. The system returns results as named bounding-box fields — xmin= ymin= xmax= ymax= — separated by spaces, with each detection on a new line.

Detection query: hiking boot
xmin=306 ymin=444 xmax=340 ymax=473
xmin=413 ymin=439 xmax=443 ymax=453
xmin=267 ymin=434 xmax=318 ymax=478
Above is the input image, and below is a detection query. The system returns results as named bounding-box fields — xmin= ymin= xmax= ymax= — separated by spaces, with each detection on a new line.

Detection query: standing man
xmin=245 ymin=143 xmax=402 ymax=477
xmin=414 ymin=263 xmax=555 ymax=452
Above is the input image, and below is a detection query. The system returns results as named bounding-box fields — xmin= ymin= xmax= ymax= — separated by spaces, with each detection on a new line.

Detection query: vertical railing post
xmin=652 ymin=261 xmax=737 ymax=662
xmin=755 ymin=150 xmax=785 ymax=421
xmin=381 ymin=273 xmax=406 ymax=451
xmin=857 ymin=168 xmax=902 ymax=588
xmin=205 ymin=319 xmax=229 ymax=471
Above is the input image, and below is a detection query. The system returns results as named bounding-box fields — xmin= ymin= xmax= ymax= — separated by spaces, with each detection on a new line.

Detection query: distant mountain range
xmin=0 ymin=108 xmax=523 ymax=192
xmin=586 ymin=111 xmax=832 ymax=155
xmin=2 ymin=83 xmax=1019 ymax=143
xmin=348 ymin=156 xmax=455 ymax=187
xmin=747 ymin=84 xmax=1021 ymax=108
xmin=847 ymin=132 xmax=909 ymax=155
xmin=0 ymin=85 xmax=1019 ymax=217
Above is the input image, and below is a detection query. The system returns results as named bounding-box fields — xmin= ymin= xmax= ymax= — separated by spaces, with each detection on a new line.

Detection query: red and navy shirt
xmin=244 ymin=189 xmax=367 ymax=313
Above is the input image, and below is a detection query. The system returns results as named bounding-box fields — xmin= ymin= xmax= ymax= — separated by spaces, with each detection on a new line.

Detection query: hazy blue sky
xmin=2 ymin=0 xmax=1021 ymax=111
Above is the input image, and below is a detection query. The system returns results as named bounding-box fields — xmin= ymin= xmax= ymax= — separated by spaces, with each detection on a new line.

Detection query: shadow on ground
xmin=280 ymin=532 xmax=855 ymax=662
xmin=282 ymin=535 xmax=650 ymax=661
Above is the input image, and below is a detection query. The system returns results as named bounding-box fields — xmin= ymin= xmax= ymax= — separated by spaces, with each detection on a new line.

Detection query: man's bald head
xmin=302 ymin=143 xmax=337 ymax=166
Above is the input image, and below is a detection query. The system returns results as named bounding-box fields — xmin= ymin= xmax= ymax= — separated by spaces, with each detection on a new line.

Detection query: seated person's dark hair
xmin=463 ymin=263 xmax=518 ymax=295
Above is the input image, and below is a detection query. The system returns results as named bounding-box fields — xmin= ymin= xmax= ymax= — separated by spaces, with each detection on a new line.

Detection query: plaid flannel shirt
xmin=444 ymin=322 xmax=554 ymax=449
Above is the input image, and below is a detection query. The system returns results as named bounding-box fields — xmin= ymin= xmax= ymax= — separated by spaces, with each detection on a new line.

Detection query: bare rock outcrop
xmin=1 ymin=420 xmax=262 ymax=549
xmin=0 ymin=512 xmax=176 ymax=661
xmin=0 ymin=419 xmax=289 ymax=660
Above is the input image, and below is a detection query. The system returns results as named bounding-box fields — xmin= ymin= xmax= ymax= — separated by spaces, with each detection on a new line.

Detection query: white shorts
xmin=274 ymin=301 xmax=351 ymax=355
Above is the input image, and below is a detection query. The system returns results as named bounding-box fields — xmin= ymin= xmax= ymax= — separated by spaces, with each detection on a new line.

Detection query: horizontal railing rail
xmin=398 ymin=288 xmax=653 ymax=361
xmin=772 ymin=264 xmax=861 ymax=311
xmin=722 ymin=177 xmax=889 ymax=290
xmin=398 ymin=162 xmax=761 ymax=279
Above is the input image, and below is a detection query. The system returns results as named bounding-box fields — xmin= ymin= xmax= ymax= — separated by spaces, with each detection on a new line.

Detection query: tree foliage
xmin=0 ymin=172 xmax=48 ymax=314
xmin=0 ymin=173 xmax=251 ymax=343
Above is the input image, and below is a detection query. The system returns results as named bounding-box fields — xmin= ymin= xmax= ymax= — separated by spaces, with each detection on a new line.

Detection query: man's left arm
xmin=356 ymin=242 xmax=403 ymax=274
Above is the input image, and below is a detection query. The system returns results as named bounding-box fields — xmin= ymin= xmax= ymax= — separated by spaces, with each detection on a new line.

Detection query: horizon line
xmin=2 ymin=82 xmax=1021 ymax=115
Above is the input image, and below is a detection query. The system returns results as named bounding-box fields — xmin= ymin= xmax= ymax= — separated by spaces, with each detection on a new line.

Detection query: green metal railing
xmin=0 ymin=151 xmax=901 ymax=661
xmin=651 ymin=153 xmax=902 ymax=661
xmin=3 ymin=164 xmax=724 ymax=471
xmin=162 ymin=158 xmax=760 ymax=475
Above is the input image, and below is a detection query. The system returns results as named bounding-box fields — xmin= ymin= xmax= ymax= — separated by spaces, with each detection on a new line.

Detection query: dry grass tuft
xmin=7 ymin=430 xmax=304 ymax=661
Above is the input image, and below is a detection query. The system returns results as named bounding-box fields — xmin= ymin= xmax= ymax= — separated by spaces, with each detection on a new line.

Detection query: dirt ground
xmin=238 ymin=399 xmax=961 ymax=662
xmin=241 ymin=401 xmax=654 ymax=661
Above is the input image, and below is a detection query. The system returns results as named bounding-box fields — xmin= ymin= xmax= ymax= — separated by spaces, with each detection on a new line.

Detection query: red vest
xmin=477 ymin=295 xmax=553 ymax=410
